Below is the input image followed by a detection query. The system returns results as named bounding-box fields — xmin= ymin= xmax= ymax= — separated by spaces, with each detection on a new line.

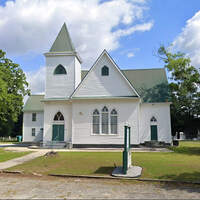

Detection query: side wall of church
xmin=23 ymin=111 xmax=44 ymax=142
xmin=72 ymin=99 xmax=140 ymax=145
xmin=139 ymin=103 xmax=172 ymax=143
xmin=75 ymin=57 xmax=82 ymax=88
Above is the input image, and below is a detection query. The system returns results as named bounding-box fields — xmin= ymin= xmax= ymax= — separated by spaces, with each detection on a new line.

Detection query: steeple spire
xmin=49 ymin=23 xmax=75 ymax=52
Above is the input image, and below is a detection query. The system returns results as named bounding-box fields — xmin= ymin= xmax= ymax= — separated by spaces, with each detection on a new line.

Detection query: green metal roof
xmin=81 ymin=68 xmax=170 ymax=103
xmin=23 ymin=95 xmax=44 ymax=112
xmin=49 ymin=23 xmax=75 ymax=52
xmin=24 ymin=68 xmax=169 ymax=112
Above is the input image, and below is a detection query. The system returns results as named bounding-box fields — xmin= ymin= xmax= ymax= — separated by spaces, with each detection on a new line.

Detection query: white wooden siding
xmin=23 ymin=101 xmax=172 ymax=145
xmin=43 ymin=101 xmax=72 ymax=143
xmin=72 ymin=99 xmax=140 ymax=145
xmin=45 ymin=55 xmax=81 ymax=98
xmin=73 ymin=53 xmax=135 ymax=97
xmin=23 ymin=112 xmax=44 ymax=142
xmin=75 ymin=57 xmax=81 ymax=88
xmin=139 ymin=103 xmax=172 ymax=143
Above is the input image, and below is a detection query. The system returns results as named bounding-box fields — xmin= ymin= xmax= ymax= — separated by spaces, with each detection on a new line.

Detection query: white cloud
xmin=25 ymin=66 xmax=45 ymax=94
xmin=0 ymin=0 xmax=153 ymax=94
xmin=173 ymin=11 xmax=200 ymax=71
xmin=127 ymin=52 xmax=135 ymax=58
xmin=114 ymin=22 xmax=153 ymax=37
xmin=0 ymin=0 xmax=152 ymax=67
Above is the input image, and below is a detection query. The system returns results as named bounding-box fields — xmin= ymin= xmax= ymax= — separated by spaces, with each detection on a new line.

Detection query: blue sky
xmin=0 ymin=0 xmax=200 ymax=93
xmin=112 ymin=0 xmax=200 ymax=69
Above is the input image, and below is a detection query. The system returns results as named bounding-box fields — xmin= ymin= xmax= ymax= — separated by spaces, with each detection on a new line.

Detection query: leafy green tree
xmin=158 ymin=46 xmax=200 ymax=136
xmin=0 ymin=50 xmax=30 ymax=136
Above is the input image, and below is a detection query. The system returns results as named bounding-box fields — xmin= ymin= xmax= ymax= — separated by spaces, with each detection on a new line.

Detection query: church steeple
xmin=49 ymin=23 xmax=75 ymax=52
xmin=44 ymin=22 xmax=82 ymax=99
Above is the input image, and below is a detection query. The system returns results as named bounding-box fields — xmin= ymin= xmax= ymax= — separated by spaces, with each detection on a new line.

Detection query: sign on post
xmin=123 ymin=125 xmax=132 ymax=174
xmin=112 ymin=124 xmax=142 ymax=178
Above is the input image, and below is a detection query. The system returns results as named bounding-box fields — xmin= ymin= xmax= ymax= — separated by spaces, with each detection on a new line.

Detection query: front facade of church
xmin=23 ymin=23 xmax=172 ymax=147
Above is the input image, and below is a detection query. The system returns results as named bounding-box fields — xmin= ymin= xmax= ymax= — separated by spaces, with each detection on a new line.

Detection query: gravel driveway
xmin=0 ymin=174 xmax=200 ymax=199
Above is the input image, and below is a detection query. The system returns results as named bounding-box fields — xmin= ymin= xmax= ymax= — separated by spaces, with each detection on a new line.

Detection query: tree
xmin=157 ymin=46 xmax=200 ymax=136
xmin=0 ymin=49 xmax=30 ymax=136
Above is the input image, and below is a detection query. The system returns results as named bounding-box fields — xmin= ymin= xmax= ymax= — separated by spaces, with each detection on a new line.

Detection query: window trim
xmin=91 ymin=107 xmax=119 ymax=136
xmin=92 ymin=109 xmax=100 ymax=134
xmin=101 ymin=106 xmax=109 ymax=134
xmin=101 ymin=65 xmax=109 ymax=76
xmin=32 ymin=128 xmax=36 ymax=136
xmin=150 ymin=116 xmax=157 ymax=122
xmin=53 ymin=64 xmax=67 ymax=75
xmin=110 ymin=109 xmax=118 ymax=134
xmin=32 ymin=113 xmax=36 ymax=122
xmin=54 ymin=111 xmax=64 ymax=121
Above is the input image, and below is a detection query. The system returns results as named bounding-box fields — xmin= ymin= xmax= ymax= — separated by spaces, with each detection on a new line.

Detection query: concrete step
xmin=143 ymin=141 xmax=170 ymax=148
xmin=42 ymin=141 xmax=73 ymax=149
xmin=43 ymin=141 xmax=66 ymax=149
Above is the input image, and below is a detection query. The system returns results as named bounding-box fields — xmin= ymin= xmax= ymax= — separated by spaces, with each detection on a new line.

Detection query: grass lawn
xmin=9 ymin=141 xmax=200 ymax=182
xmin=0 ymin=148 xmax=30 ymax=162
xmin=0 ymin=142 xmax=18 ymax=144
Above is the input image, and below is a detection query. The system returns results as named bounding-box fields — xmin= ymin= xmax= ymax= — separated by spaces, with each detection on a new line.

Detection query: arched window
xmin=150 ymin=116 xmax=157 ymax=122
xmin=110 ymin=109 xmax=118 ymax=134
xmin=101 ymin=66 xmax=109 ymax=76
xmin=54 ymin=64 xmax=67 ymax=75
xmin=93 ymin=109 xmax=100 ymax=134
xmin=102 ymin=106 xmax=109 ymax=134
xmin=54 ymin=112 xmax=64 ymax=121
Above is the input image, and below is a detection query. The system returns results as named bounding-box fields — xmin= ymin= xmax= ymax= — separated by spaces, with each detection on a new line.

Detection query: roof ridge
xmin=122 ymin=68 xmax=164 ymax=71
xmin=81 ymin=68 xmax=165 ymax=72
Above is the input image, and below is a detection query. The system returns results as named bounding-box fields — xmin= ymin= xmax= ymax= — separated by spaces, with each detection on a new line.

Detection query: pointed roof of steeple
xmin=49 ymin=23 xmax=75 ymax=52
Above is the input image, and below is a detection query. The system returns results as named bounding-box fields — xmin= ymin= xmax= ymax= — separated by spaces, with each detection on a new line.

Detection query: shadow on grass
xmin=94 ymin=167 xmax=114 ymax=175
xmin=169 ymin=146 xmax=200 ymax=155
xmin=158 ymin=171 xmax=200 ymax=183
xmin=158 ymin=172 xmax=200 ymax=193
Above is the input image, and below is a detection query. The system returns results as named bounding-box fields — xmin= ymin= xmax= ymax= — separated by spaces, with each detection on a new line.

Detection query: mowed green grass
xmin=0 ymin=148 xmax=30 ymax=162
xmin=9 ymin=141 xmax=200 ymax=182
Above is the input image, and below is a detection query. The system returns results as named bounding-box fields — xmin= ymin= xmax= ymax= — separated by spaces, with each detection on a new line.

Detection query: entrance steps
xmin=143 ymin=141 xmax=170 ymax=148
xmin=42 ymin=141 xmax=72 ymax=149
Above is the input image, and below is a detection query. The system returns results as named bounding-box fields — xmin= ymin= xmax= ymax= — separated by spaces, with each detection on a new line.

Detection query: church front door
xmin=151 ymin=125 xmax=158 ymax=141
xmin=52 ymin=124 xmax=64 ymax=141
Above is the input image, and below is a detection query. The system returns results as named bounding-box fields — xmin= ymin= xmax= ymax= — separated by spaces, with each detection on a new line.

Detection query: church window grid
xmin=110 ymin=109 xmax=118 ymax=134
xmin=54 ymin=112 xmax=64 ymax=121
xmin=54 ymin=64 xmax=67 ymax=75
xmin=32 ymin=128 xmax=36 ymax=136
xmin=92 ymin=109 xmax=100 ymax=134
xmin=92 ymin=107 xmax=118 ymax=135
xmin=101 ymin=65 xmax=109 ymax=76
xmin=32 ymin=113 xmax=36 ymax=121
xmin=150 ymin=116 xmax=157 ymax=123
xmin=101 ymin=106 xmax=109 ymax=134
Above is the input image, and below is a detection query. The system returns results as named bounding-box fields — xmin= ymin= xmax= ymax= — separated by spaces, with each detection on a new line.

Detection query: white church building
xmin=23 ymin=23 xmax=172 ymax=147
